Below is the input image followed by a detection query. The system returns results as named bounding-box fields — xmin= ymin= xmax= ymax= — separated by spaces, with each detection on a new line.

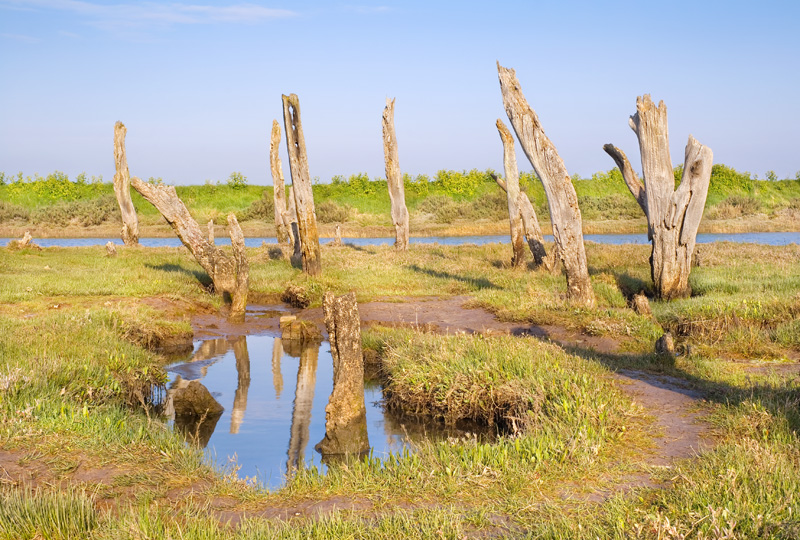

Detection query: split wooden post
xmin=131 ymin=178 xmax=249 ymax=318
xmin=382 ymin=98 xmax=410 ymax=250
xmin=113 ymin=122 xmax=139 ymax=246
xmin=497 ymin=63 xmax=594 ymax=306
xmin=270 ymin=119 xmax=293 ymax=245
xmin=282 ymin=94 xmax=322 ymax=276
xmin=492 ymin=173 xmax=549 ymax=269
xmin=495 ymin=118 xmax=530 ymax=267
xmin=604 ymin=95 xmax=712 ymax=300
xmin=316 ymin=291 xmax=369 ymax=456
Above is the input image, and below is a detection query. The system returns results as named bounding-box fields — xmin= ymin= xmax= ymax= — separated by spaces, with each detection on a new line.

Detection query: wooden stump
xmin=105 ymin=241 xmax=117 ymax=257
xmin=112 ymin=122 xmax=139 ymax=246
xmin=270 ymin=119 xmax=292 ymax=245
xmin=332 ymin=224 xmax=343 ymax=247
xmin=604 ymin=95 xmax=713 ymax=300
xmin=316 ymin=292 xmax=369 ymax=456
xmin=382 ymin=98 xmax=410 ymax=251
xmin=131 ymin=178 xmax=249 ymax=318
xmin=282 ymin=94 xmax=322 ymax=276
xmin=497 ymin=64 xmax=594 ymax=305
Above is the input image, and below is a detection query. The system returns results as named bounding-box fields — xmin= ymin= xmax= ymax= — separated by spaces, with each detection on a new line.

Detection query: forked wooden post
xmin=282 ymin=94 xmax=322 ymax=276
xmin=131 ymin=178 xmax=249 ymax=318
xmin=382 ymin=98 xmax=410 ymax=250
xmin=113 ymin=122 xmax=139 ymax=246
xmin=492 ymin=172 xmax=549 ymax=269
xmin=495 ymin=118 xmax=530 ymax=266
xmin=497 ymin=63 xmax=594 ymax=306
xmin=604 ymin=95 xmax=712 ymax=299
xmin=270 ymin=119 xmax=292 ymax=245
xmin=316 ymin=291 xmax=369 ymax=456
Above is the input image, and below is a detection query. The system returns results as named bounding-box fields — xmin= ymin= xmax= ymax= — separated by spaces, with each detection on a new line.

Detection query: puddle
xmin=164 ymin=334 xmax=485 ymax=489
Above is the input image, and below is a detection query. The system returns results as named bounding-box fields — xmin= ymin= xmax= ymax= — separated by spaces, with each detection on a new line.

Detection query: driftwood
xmin=282 ymin=94 xmax=322 ymax=276
xmin=604 ymin=95 xmax=712 ymax=300
xmin=316 ymin=292 xmax=369 ymax=456
xmin=381 ymin=98 xmax=410 ymax=250
xmin=497 ymin=63 xmax=594 ymax=306
xmin=112 ymin=122 xmax=139 ymax=246
xmin=270 ymin=119 xmax=292 ymax=245
xmin=131 ymin=178 xmax=249 ymax=318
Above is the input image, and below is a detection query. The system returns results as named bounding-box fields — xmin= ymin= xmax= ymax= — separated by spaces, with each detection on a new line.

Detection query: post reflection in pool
xmin=165 ymin=333 xmax=485 ymax=489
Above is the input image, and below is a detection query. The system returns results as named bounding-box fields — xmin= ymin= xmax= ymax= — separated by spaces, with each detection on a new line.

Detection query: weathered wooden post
xmin=316 ymin=291 xmax=369 ymax=456
xmin=497 ymin=63 xmax=594 ymax=306
xmin=495 ymin=119 xmax=530 ymax=267
xmin=113 ymin=122 xmax=139 ymax=246
xmin=332 ymin=224 xmax=342 ymax=247
xmin=492 ymin=174 xmax=552 ymax=270
xmin=287 ymin=184 xmax=302 ymax=261
xmin=604 ymin=95 xmax=712 ymax=299
xmin=282 ymin=94 xmax=322 ymax=276
xmin=270 ymin=119 xmax=293 ymax=245
xmin=382 ymin=98 xmax=410 ymax=250
xmin=131 ymin=178 xmax=249 ymax=318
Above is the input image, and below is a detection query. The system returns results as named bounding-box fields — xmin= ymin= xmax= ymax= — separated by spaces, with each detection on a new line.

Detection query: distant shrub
xmin=316 ymin=200 xmax=351 ymax=223
xmin=706 ymin=195 xmax=761 ymax=219
xmin=31 ymin=195 xmax=119 ymax=226
xmin=709 ymin=164 xmax=754 ymax=196
xmin=578 ymin=194 xmax=641 ymax=220
xmin=416 ymin=191 xmax=507 ymax=223
xmin=417 ymin=195 xmax=460 ymax=223
xmin=238 ymin=195 xmax=274 ymax=222
xmin=0 ymin=201 xmax=30 ymax=221
xmin=227 ymin=172 xmax=248 ymax=190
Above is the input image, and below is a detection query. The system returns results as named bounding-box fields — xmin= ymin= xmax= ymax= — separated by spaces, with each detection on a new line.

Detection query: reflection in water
xmin=286 ymin=341 xmax=318 ymax=475
xmin=230 ymin=337 xmax=250 ymax=434
xmin=271 ymin=338 xmax=284 ymax=398
xmin=173 ymin=410 xmax=222 ymax=448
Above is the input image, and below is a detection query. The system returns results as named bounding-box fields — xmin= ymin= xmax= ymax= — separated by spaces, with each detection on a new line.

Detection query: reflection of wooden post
xmin=272 ymin=338 xmax=284 ymax=399
xmin=287 ymin=342 xmax=319 ymax=473
xmin=382 ymin=98 xmax=410 ymax=251
xmin=131 ymin=179 xmax=249 ymax=318
xmin=270 ymin=119 xmax=292 ymax=245
xmin=316 ymin=292 xmax=369 ymax=456
xmin=112 ymin=122 xmax=139 ymax=246
xmin=230 ymin=336 xmax=250 ymax=434
xmin=282 ymin=94 xmax=322 ymax=276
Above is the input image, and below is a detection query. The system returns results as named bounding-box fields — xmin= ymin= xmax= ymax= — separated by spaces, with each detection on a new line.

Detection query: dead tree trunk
xmin=604 ymin=95 xmax=712 ymax=300
xmin=316 ymin=291 xmax=369 ymax=456
xmin=113 ymin=122 xmax=139 ymax=246
xmin=381 ymin=98 xmax=410 ymax=251
xmin=492 ymin=173 xmax=550 ymax=269
xmin=131 ymin=178 xmax=249 ymax=318
xmin=282 ymin=94 xmax=322 ymax=276
xmin=497 ymin=63 xmax=594 ymax=306
xmin=495 ymin=119 xmax=531 ymax=267
xmin=287 ymin=184 xmax=301 ymax=261
xmin=270 ymin=119 xmax=292 ymax=245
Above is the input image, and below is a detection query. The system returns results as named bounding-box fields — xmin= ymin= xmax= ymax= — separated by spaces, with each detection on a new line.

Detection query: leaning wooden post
xmin=131 ymin=178 xmax=249 ymax=318
xmin=497 ymin=63 xmax=594 ymax=306
xmin=492 ymin=173 xmax=549 ymax=268
xmin=270 ymin=119 xmax=292 ymax=245
xmin=113 ymin=122 xmax=139 ymax=246
xmin=382 ymin=98 xmax=410 ymax=250
xmin=282 ymin=94 xmax=322 ymax=276
xmin=604 ymin=95 xmax=712 ymax=300
xmin=495 ymin=119 xmax=528 ymax=267
xmin=316 ymin=291 xmax=369 ymax=456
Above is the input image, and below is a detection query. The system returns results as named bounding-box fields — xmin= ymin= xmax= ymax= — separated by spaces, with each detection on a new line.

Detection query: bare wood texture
xmin=497 ymin=64 xmax=594 ymax=305
xmin=381 ymin=98 xmax=410 ymax=250
xmin=316 ymin=291 xmax=369 ymax=456
xmin=207 ymin=220 xmax=214 ymax=244
xmin=131 ymin=178 xmax=249 ymax=317
xmin=493 ymin=174 xmax=552 ymax=270
xmin=287 ymin=184 xmax=301 ymax=261
xmin=113 ymin=122 xmax=139 ymax=246
xmin=495 ymin=119 xmax=529 ymax=266
xmin=282 ymin=94 xmax=322 ymax=276
xmin=270 ymin=119 xmax=292 ymax=244
xmin=604 ymin=95 xmax=712 ymax=299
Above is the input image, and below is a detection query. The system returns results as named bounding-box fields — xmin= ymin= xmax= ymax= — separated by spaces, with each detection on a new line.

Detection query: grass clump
xmin=0 ymin=487 xmax=97 ymax=540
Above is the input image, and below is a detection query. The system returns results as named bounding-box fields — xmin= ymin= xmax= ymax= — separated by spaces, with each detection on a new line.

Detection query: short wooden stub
xmin=315 ymin=291 xmax=369 ymax=456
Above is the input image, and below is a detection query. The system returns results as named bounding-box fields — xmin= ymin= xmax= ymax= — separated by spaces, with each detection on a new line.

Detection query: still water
xmin=3 ymin=231 xmax=800 ymax=247
xmin=165 ymin=334 xmax=476 ymax=490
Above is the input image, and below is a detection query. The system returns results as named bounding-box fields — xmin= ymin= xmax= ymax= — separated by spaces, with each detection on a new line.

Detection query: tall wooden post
xmin=497 ymin=63 xmax=594 ymax=306
xmin=604 ymin=95 xmax=712 ymax=299
xmin=270 ymin=119 xmax=292 ymax=245
xmin=113 ymin=122 xmax=139 ymax=246
xmin=282 ymin=94 xmax=322 ymax=276
xmin=382 ymin=98 xmax=410 ymax=250
xmin=495 ymin=119 xmax=527 ymax=267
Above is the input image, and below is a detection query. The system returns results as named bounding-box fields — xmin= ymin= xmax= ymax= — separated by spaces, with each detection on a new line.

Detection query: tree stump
xmin=8 ymin=231 xmax=40 ymax=250
xmin=105 ymin=241 xmax=117 ymax=257
xmin=382 ymin=98 xmax=410 ymax=251
xmin=270 ymin=119 xmax=293 ymax=245
xmin=497 ymin=64 xmax=594 ymax=306
xmin=316 ymin=292 xmax=369 ymax=456
xmin=604 ymin=95 xmax=713 ymax=300
xmin=332 ymin=224 xmax=343 ymax=247
xmin=131 ymin=178 xmax=249 ymax=319
xmin=282 ymin=94 xmax=322 ymax=276
xmin=112 ymin=122 xmax=139 ymax=246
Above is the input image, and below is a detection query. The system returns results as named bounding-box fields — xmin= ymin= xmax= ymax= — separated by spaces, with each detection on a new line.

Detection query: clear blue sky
xmin=1 ymin=0 xmax=798 ymax=186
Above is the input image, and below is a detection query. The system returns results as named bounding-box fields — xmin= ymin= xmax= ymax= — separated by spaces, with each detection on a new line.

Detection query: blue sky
xmin=1 ymin=0 xmax=798 ymax=186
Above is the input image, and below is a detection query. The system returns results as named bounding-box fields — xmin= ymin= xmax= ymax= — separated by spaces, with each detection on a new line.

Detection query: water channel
xmin=164 ymin=332 xmax=480 ymax=490
xmin=3 ymin=231 xmax=800 ymax=248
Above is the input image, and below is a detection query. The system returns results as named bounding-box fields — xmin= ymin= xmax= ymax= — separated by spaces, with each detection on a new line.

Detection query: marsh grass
xmin=0 ymin=486 xmax=97 ymax=540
